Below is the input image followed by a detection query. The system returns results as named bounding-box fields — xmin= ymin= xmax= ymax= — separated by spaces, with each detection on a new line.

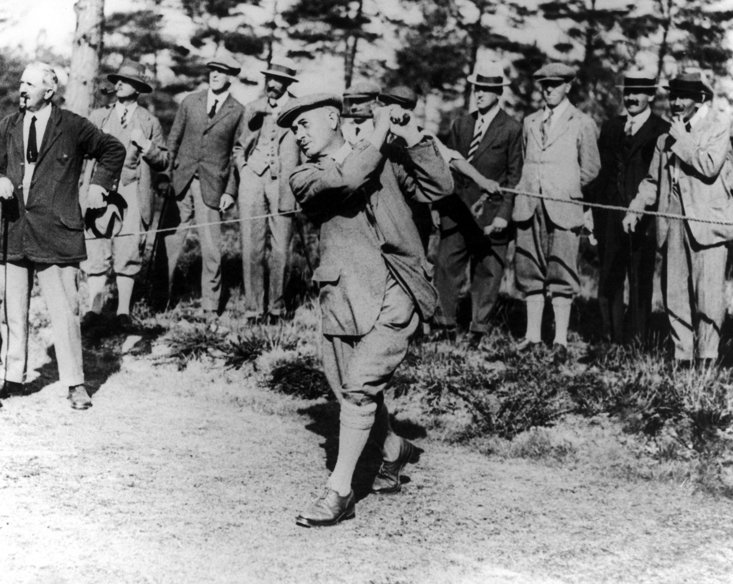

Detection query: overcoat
xmin=80 ymin=104 xmax=168 ymax=225
xmin=629 ymin=106 xmax=733 ymax=247
xmin=166 ymin=90 xmax=245 ymax=208
xmin=0 ymin=105 xmax=125 ymax=264
xmin=289 ymin=139 xmax=454 ymax=336
xmin=512 ymin=103 xmax=600 ymax=229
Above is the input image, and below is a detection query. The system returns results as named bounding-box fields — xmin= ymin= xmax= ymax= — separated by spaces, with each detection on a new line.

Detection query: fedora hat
xmin=378 ymin=86 xmax=418 ymax=110
xmin=261 ymin=57 xmax=299 ymax=83
xmin=616 ymin=67 xmax=657 ymax=92
xmin=107 ymin=59 xmax=152 ymax=94
xmin=666 ymin=70 xmax=714 ymax=101
xmin=84 ymin=190 xmax=128 ymax=239
xmin=206 ymin=47 xmax=241 ymax=75
xmin=467 ymin=62 xmax=510 ymax=88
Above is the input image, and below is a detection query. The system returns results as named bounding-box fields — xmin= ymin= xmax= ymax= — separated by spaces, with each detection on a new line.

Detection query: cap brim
xmin=277 ymin=98 xmax=342 ymax=128
xmin=261 ymin=69 xmax=298 ymax=82
xmin=107 ymin=74 xmax=152 ymax=94
xmin=207 ymin=63 xmax=241 ymax=75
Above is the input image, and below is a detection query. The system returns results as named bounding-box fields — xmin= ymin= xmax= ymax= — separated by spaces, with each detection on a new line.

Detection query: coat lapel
xmin=625 ymin=115 xmax=658 ymax=159
xmin=206 ymin=94 xmax=235 ymax=131
xmin=36 ymin=106 xmax=63 ymax=165
xmin=543 ymin=104 xmax=574 ymax=148
xmin=472 ymin=110 xmax=506 ymax=160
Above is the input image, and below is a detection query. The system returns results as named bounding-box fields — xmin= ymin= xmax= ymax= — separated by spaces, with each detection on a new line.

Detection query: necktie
xmin=467 ymin=117 xmax=485 ymax=162
xmin=624 ymin=117 xmax=634 ymax=136
xmin=541 ymin=109 xmax=553 ymax=146
xmin=27 ymin=115 xmax=38 ymax=163
xmin=120 ymin=107 xmax=128 ymax=127
xmin=208 ymin=99 xmax=218 ymax=119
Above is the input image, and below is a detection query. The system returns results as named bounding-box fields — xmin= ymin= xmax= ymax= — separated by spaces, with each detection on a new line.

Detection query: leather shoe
xmin=372 ymin=439 xmax=422 ymax=494
xmin=296 ymin=488 xmax=355 ymax=528
xmin=551 ymin=343 xmax=569 ymax=365
xmin=0 ymin=380 xmax=25 ymax=398
xmin=68 ymin=384 xmax=93 ymax=410
xmin=516 ymin=338 xmax=541 ymax=353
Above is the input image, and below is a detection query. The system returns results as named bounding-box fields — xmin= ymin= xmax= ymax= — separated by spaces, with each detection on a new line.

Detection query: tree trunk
xmin=655 ymin=0 xmax=673 ymax=82
xmin=66 ymin=0 xmax=105 ymax=116
xmin=344 ymin=0 xmax=364 ymax=88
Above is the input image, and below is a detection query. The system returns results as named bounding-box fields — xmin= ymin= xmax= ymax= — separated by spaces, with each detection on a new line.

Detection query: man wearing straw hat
xmin=80 ymin=58 xmax=168 ymax=332
xmin=589 ymin=68 xmax=668 ymax=344
xmin=512 ymin=62 xmax=600 ymax=364
xmin=623 ymin=71 xmax=733 ymax=367
xmin=431 ymin=62 xmax=523 ymax=348
xmin=157 ymin=47 xmax=245 ymax=314
xmin=234 ymin=57 xmax=300 ymax=323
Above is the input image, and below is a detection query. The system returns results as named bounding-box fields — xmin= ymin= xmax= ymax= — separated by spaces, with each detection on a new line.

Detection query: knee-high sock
xmin=525 ymin=294 xmax=545 ymax=342
xmin=552 ymin=296 xmax=572 ymax=346
xmin=372 ymin=400 xmax=402 ymax=462
xmin=327 ymin=424 xmax=371 ymax=497
xmin=87 ymin=275 xmax=107 ymax=314
xmin=116 ymin=275 xmax=135 ymax=316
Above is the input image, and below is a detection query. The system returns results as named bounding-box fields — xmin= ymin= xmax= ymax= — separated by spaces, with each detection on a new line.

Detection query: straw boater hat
xmin=467 ymin=62 xmax=510 ymax=88
xmin=206 ymin=47 xmax=241 ymax=75
xmin=616 ymin=67 xmax=657 ymax=92
xmin=666 ymin=71 xmax=714 ymax=101
xmin=379 ymin=85 xmax=418 ymax=110
xmin=107 ymin=59 xmax=152 ymax=94
xmin=533 ymin=62 xmax=576 ymax=82
xmin=261 ymin=57 xmax=299 ymax=83
xmin=277 ymin=93 xmax=343 ymax=128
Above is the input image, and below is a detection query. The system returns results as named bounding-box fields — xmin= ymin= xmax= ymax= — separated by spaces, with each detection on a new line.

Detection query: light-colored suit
xmin=628 ymin=105 xmax=733 ymax=359
xmin=81 ymin=103 xmax=167 ymax=277
xmin=158 ymin=90 xmax=245 ymax=311
xmin=290 ymin=138 xmax=453 ymax=429
xmin=234 ymin=96 xmax=300 ymax=318
xmin=513 ymin=102 xmax=600 ymax=297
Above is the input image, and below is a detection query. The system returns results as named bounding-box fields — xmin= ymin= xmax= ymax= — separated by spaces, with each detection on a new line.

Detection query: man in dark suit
xmin=278 ymin=93 xmax=453 ymax=527
xmin=158 ymin=48 xmax=245 ymax=314
xmin=81 ymin=59 xmax=168 ymax=331
xmin=433 ymin=63 xmax=523 ymax=347
xmin=0 ymin=62 xmax=125 ymax=409
xmin=234 ymin=57 xmax=299 ymax=323
xmin=590 ymin=69 xmax=669 ymax=343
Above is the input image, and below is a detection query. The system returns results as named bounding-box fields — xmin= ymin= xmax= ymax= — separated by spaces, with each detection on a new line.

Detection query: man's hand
xmin=622 ymin=211 xmax=639 ymax=233
xmin=668 ymin=118 xmax=687 ymax=143
xmin=483 ymin=217 xmax=508 ymax=236
xmin=431 ymin=209 xmax=441 ymax=230
xmin=388 ymin=105 xmax=422 ymax=147
xmin=368 ymin=105 xmax=393 ymax=148
xmin=130 ymin=127 xmax=152 ymax=152
xmin=87 ymin=185 xmax=108 ymax=209
xmin=219 ymin=193 xmax=235 ymax=213
xmin=0 ymin=177 xmax=14 ymax=200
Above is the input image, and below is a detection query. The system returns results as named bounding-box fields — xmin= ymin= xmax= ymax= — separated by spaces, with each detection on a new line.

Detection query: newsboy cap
xmin=378 ymin=85 xmax=418 ymax=110
xmin=277 ymin=93 xmax=343 ymax=128
xmin=206 ymin=48 xmax=241 ymax=75
xmin=666 ymin=71 xmax=713 ymax=101
xmin=533 ymin=63 xmax=576 ymax=82
xmin=107 ymin=58 xmax=152 ymax=94
xmin=344 ymin=80 xmax=381 ymax=100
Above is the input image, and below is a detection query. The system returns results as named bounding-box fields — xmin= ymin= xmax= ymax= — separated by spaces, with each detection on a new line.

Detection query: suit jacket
xmin=440 ymin=108 xmax=523 ymax=241
xmin=167 ymin=90 xmax=245 ymax=208
xmin=290 ymin=138 xmax=454 ymax=336
xmin=629 ymin=106 xmax=733 ymax=247
xmin=0 ymin=105 xmax=125 ymax=264
xmin=234 ymin=96 xmax=300 ymax=211
xmin=80 ymin=103 xmax=168 ymax=225
xmin=513 ymin=103 xmax=600 ymax=229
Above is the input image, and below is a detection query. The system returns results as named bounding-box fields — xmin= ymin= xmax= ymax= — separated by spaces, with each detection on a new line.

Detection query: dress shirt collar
xmin=688 ymin=103 xmax=709 ymax=130
xmin=624 ymin=107 xmax=651 ymax=136
xmin=207 ymin=89 xmax=229 ymax=112
xmin=543 ymin=97 xmax=570 ymax=121
xmin=115 ymin=100 xmax=138 ymax=120
xmin=476 ymin=102 xmax=501 ymax=131
xmin=24 ymin=102 xmax=52 ymax=126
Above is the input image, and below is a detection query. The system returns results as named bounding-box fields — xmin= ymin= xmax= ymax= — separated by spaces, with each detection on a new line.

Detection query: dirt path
xmin=2 ymin=344 xmax=733 ymax=584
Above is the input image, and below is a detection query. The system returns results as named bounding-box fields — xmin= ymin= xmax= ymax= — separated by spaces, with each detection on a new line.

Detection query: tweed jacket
xmin=166 ymin=90 xmax=245 ymax=208
xmin=441 ymin=108 xmax=523 ymax=241
xmin=80 ymin=103 xmax=168 ymax=226
xmin=512 ymin=102 xmax=600 ymax=229
xmin=629 ymin=106 xmax=733 ymax=247
xmin=234 ymin=96 xmax=300 ymax=211
xmin=0 ymin=105 xmax=125 ymax=264
xmin=290 ymin=138 xmax=454 ymax=336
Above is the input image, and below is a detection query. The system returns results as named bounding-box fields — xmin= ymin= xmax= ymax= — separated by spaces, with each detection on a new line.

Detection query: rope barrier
xmin=501 ymin=186 xmax=733 ymax=226
xmin=84 ymin=208 xmax=299 ymax=241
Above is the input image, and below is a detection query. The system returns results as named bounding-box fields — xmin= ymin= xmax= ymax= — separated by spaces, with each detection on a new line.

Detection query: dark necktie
xmin=541 ymin=109 xmax=553 ymax=146
xmin=120 ymin=107 xmax=129 ymax=127
xmin=27 ymin=115 xmax=38 ymax=163
xmin=208 ymin=99 xmax=218 ymax=119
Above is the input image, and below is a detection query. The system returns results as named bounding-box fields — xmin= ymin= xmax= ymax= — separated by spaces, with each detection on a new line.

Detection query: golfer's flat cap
xmin=379 ymin=85 xmax=418 ymax=109
xmin=344 ymin=80 xmax=381 ymax=99
xmin=277 ymin=93 xmax=343 ymax=127
xmin=533 ymin=63 xmax=576 ymax=82
xmin=206 ymin=48 xmax=241 ymax=75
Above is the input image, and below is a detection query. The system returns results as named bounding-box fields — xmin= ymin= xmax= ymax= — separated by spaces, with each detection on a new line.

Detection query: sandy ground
xmin=2 ymin=334 xmax=733 ymax=584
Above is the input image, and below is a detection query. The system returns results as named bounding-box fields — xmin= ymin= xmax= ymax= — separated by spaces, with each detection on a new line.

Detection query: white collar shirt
xmin=474 ymin=102 xmax=501 ymax=140
xmin=207 ymin=89 xmax=229 ymax=116
xmin=23 ymin=103 xmax=53 ymax=201
xmin=115 ymin=101 xmax=138 ymax=125
xmin=624 ymin=107 xmax=651 ymax=136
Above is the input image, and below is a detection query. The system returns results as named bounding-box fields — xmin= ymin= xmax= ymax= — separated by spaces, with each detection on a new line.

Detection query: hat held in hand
xmin=85 ymin=190 xmax=128 ymax=239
